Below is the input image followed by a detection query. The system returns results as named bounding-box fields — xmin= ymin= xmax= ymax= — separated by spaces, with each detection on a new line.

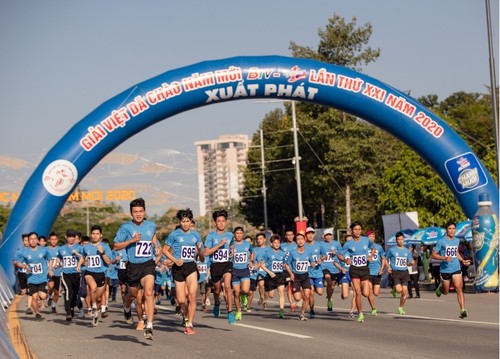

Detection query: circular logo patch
xmin=42 ymin=160 xmax=78 ymax=196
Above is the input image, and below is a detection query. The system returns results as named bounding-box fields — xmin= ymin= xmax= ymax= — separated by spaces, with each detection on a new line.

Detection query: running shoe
xmin=47 ymin=297 xmax=53 ymax=307
xmin=85 ymin=308 xmax=92 ymax=318
xmin=298 ymin=314 xmax=308 ymax=321
xmin=70 ymin=308 xmax=75 ymax=319
xmin=398 ymin=307 xmax=406 ymax=315
xmin=184 ymin=325 xmax=196 ymax=335
xmin=170 ymin=297 xmax=176 ymax=306
xmin=183 ymin=317 xmax=189 ymax=327
xmin=348 ymin=312 xmax=355 ymax=318
xmin=66 ymin=313 xmax=72 ymax=322
xmin=101 ymin=307 xmax=108 ymax=318
xmin=35 ymin=314 xmax=43 ymax=321
xmin=175 ymin=305 xmax=182 ymax=315
xmin=357 ymin=313 xmax=365 ymax=323
xmin=205 ymin=298 xmax=211 ymax=306
xmin=136 ymin=320 xmax=145 ymax=331
xmin=278 ymin=309 xmax=285 ymax=319
xmin=240 ymin=294 xmax=248 ymax=308
xmin=327 ymin=299 xmax=333 ymax=312
xmin=213 ymin=304 xmax=220 ymax=318
xmin=235 ymin=311 xmax=242 ymax=321
xmin=391 ymin=287 xmax=397 ymax=298
xmin=459 ymin=309 xmax=468 ymax=319
xmin=227 ymin=311 xmax=235 ymax=325
xmin=309 ymin=309 xmax=316 ymax=318
xmin=435 ymin=284 xmax=442 ymax=297
xmin=371 ymin=309 xmax=378 ymax=316
xmin=92 ymin=308 xmax=99 ymax=327
xmin=123 ymin=308 xmax=133 ymax=324
xmin=144 ymin=327 xmax=154 ymax=340
xmin=258 ymin=298 xmax=263 ymax=305
xmin=26 ymin=308 xmax=33 ymax=315
xmin=262 ymin=302 xmax=268 ymax=310
xmin=51 ymin=307 xmax=57 ymax=314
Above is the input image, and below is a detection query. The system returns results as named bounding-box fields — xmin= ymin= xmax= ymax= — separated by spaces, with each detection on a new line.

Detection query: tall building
xmin=195 ymin=134 xmax=249 ymax=216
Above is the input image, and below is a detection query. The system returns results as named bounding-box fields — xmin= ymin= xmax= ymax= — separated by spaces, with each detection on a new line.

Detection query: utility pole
xmin=260 ymin=129 xmax=268 ymax=231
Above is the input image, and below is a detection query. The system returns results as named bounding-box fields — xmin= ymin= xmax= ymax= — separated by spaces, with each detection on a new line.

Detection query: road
xmin=11 ymin=287 xmax=499 ymax=359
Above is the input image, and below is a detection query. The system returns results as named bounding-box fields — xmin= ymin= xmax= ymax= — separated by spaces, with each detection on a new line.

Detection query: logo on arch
xmin=42 ymin=160 xmax=78 ymax=196
xmin=445 ymin=152 xmax=488 ymax=193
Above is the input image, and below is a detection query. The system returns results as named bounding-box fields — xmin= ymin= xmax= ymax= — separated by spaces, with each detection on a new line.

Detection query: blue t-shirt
xmin=165 ymin=228 xmax=203 ymax=263
xmin=286 ymin=247 xmax=314 ymax=274
xmin=197 ymin=257 xmax=210 ymax=284
xmin=15 ymin=246 xmax=29 ymax=274
xmin=262 ymin=247 xmax=286 ymax=273
xmin=45 ymin=245 xmax=62 ymax=276
xmin=386 ymin=245 xmax=413 ymax=271
xmin=204 ymin=230 xmax=234 ymax=264
xmin=368 ymin=243 xmax=385 ymax=275
xmin=281 ymin=241 xmax=298 ymax=262
xmin=58 ymin=243 xmax=84 ymax=274
xmin=320 ymin=240 xmax=342 ymax=274
xmin=82 ymin=242 xmax=112 ymax=273
xmin=306 ymin=241 xmax=326 ymax=279
xmin=253 ymin=246 xmax=268 ymax=277
xmin=113 ymin=248 xmax=128 ymax=271
xmin=19 ymin=246 xmax=51 ymax=285
xmin=114 ymin=220 xmax=157 ymax=264
xmin=433 ymin=236 xmax=461 ymax=274
xmin=232 ymin=240 xmax=253 ymax=270
xmin=341 ymin=236 xmax=374 ymax=268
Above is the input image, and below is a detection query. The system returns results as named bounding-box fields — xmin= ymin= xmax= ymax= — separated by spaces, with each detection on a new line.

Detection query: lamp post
xmin=291 ymin=101 xmax=304 ymax=221
xmin=260 ymin=129 xmax=268 ymax=231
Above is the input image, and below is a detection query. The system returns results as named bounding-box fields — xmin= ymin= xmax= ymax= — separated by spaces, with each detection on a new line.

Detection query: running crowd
xmin=12 ymin=197 xmax=471 ymax=340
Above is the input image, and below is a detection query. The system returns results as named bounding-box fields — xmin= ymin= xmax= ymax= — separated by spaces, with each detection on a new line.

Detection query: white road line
xmin=235 ymin=323 xmax=313 ymax=338
xmin=385 ymin=313 xmax=499 ymax=326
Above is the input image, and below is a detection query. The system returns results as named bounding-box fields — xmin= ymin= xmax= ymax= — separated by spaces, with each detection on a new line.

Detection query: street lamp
xmin=291 ymin=100 xmax=304 ymax=221
xmin=260 ymin=129 xmax=268 ymax=231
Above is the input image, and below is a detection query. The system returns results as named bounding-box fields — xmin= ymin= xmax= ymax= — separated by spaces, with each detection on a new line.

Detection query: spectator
xmin=420 ymin=244 xmax=431 ymax=283
xmin=408 ymin=244 xmax=421 ymax=298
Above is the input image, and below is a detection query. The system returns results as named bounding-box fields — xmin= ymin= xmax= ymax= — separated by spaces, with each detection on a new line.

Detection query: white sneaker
xmin=205 ymin=298 xmax=211 ymax=306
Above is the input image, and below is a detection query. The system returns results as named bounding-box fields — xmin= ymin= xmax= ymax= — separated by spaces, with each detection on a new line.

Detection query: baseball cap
xmin=306 ymin=227 xmax=315 ymax=233
xmin=323 ymin=228 xmax=333 ymax=236
xmin=66 ymin=229 xmax=78 ymax=237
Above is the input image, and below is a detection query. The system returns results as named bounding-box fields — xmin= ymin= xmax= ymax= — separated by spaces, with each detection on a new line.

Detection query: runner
xmin=432 ymin=221 xmax=471 ymax=319
xmin=162 ymin=208 xmax=204 ymax=335
xmin=13 ymin=234 xmax=31 ymax=313
xmin=204 ymin=209 xmax=235 ymax=324
xmin=284 ymin=232 xmax=317 ymax=321
xmin=46 ymin=232 xmax=62 ymax=314
xmin=230 ymin=226 xmax=253 ymax=321
xmin=280 ymin=229 xmax=297 ymax=312
xmin=253 ymin=233 xmax=269 ymax=309
xmin=386 ymin=232 xmax=413 ymax=315
xmin=320 ymin=228 xmax=342 ymax=313
xmin=366 ymin=230 xmax=387 ymax=316
xmin=114 ymin=197 xmax=161 ymax=340
xmin=337 ymin=234 xmax=356 ymax=317
xmin=58 ymin=229 xmax=84 ymax=322
xmin=261 ymin=234 xmax=287 ymax=318
xmin=338 ymin=222 xmax=375 ymax=323
xmin=305 ymin=227 xmax=326 ymax=318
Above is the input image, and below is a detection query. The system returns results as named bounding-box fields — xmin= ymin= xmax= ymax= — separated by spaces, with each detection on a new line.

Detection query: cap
xmin=366 ymin=230 xmax=375 ymax=236
xmin=323 ymin=228 xmax=333 ymax=236
xmin=306 ymin=227 xmax=315 ymax=233
xmin=66 ymin=229 xmax=78 ymax=237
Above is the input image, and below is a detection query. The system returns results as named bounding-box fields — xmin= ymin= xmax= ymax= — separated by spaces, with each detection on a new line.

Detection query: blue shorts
xmin=232 ymin=268 xmax=250 ymax=285
xmin=309 ymin=276 xmax=324 ymax=288
xmin=338 ymin=271 xmax=351 ymax=285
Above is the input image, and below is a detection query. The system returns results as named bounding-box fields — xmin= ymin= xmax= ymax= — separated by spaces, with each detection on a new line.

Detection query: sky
xmin=0 ymin=0 xmax=498 ymax=216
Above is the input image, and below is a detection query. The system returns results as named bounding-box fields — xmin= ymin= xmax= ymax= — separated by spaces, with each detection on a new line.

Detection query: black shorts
xmin=264 ymin=272 xmax=287 ymax=291
xmin=249 ymin=278 xmax=257 ymax=292
xmin=172 ymin=261 xmax=198 ymax=282
xmin=126 ymin=260 xmax=156 ymax=288
xmin=48 ymin=275 xmax=61 ymax=290
xmin=210 ymin=261 xmax=232 ymax=283
xmin=292 ymin=273 xmax=310 ymax=293
xmin=370 ymin=274 xmax=382 ymax=286
xmin=322 ymin=269 xmax=339 ymax=282
xmin=391 ymin=270 xmax=410 ymax=285
xmin=17 ymin=272 xmax=28 ymax=290
xmin=28 ymin=282 xmax=47 ymax=296
xmin=118 ymin=269 xmax=127 ymax=285
xmin=441 ymin=270 xmax=462 ymax=281
xmin=349 ymin=266 xmax=370 ymax=281
xmin=84 ymin=271 xmax=106 ymax=288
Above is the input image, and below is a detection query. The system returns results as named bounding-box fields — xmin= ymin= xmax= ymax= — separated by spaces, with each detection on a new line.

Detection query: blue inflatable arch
xmin=1 ymin=56 xmax=498 ymax=286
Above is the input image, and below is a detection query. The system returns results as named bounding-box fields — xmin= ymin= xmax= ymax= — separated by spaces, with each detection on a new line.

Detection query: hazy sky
xmin=1 ymin=0 xmax=498 ymax=215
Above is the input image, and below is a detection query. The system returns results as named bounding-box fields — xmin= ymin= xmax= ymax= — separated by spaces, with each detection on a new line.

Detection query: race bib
xmin=372 ymin=251 xmax=379 ymax=261
xmin=181 ymin=245 xmax=197 ymax=261
xmin=233 ymin=252 xmax=248 ymax=264
xmin=325 ymin=252 xmax=334 ymax=262
xmin=87 ymin=255 xmax=102 ymax=269
xmin=198 ymin=264 xmax=208 ymax=274
xmin=119 ymin=261 xmax=127 ymax=270
xmin=445 ymin=246 xmax=458 ymax=257
xmin=295 ymin=260 xmax=309 ymax=272
xmin=395 ymin=256 xmax=407 ymax=267
xmin=30 ymin=263 xmax=43 ymax=274
xmin=50 ymin=257 xmax=58 ymax=268
xmin=212 ymin=248 xmax=229 ymax=262
xmin=351 ymin=254 xmax=367 ymax=267
xmin=135 ymin=241 xmax=152 ymax=258
xmin=63 ymin=255 xmax=77 ymax=268
xmin=271 ymin=261 xmax=283 ymax=272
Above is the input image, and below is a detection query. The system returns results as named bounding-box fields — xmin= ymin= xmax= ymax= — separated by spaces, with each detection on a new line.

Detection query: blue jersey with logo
xmin=83 ymin=242 xmax=112 ymax=273
xmin=232 ymin=240 xmax=253 ymax=270
xmin=368 ymin=243 xmax=385 ymax=275
xmin=15 ymin=246 xmax=29 ymax=274
xmin=114 ymin=220 xmax=157 ymax=264
xmin=197 ymin=257 xmax=210 ymax=284
xmin=58 ymin=243 xmax=84 ymax=274
xmin=286 ymin=247 xmax=314 ymax=274
xmin=19 ymin=247 xmax=51 ymax=285
xmin=433 ymin=236 xmax=461 ymax=274
xmin=320 ymin=240 xmax=342 ymax=274
xmin=253 ymin=246 xmax=268 ymax=277
xmin=306 ymin=241 xmax=326 ymax=279
xmin=45 ymin=245 xmax=62 ymax=276
xmin=262 ymin=247 xmax=286 ymax=274
xmin=341 ymin=236 xmax=374 ymax=267
xmin=113 ymin=248 xmax=128 ymax=271
xmin=386 ymin=246 xmax=412 ymax=271
xmin=165 ymin=228 xmax=203 ymax=263
xmin=281 ymin=241 xmax=297 ymax=262
xmin=204 ymin=230 xmax=234 ymax=264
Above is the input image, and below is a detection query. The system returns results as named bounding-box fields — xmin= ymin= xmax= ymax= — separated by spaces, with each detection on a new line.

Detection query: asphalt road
xmin=13 ymin=287 xmax=499 ymax=359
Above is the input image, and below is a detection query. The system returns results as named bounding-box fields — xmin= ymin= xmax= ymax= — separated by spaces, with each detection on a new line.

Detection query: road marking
xmin=235 ymin=323 xmax=313 ymax=338
xmin=385 ymin=313 xmax=499 ymax=326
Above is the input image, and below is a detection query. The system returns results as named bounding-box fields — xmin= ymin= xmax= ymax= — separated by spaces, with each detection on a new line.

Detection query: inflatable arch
xmin=1 ymin=56 xmax=498 ymax=286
